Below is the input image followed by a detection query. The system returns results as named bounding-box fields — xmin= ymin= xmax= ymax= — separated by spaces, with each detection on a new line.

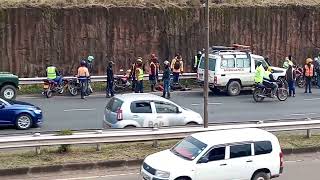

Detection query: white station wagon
xmin=104 ymin=93 xmax=203 ymax=128
xmin=141 ymin=128 xmax=283 ymax=180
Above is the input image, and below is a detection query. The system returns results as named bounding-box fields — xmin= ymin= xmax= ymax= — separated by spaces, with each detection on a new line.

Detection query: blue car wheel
xmin=16 ymin=114 xmax=33 ymax=130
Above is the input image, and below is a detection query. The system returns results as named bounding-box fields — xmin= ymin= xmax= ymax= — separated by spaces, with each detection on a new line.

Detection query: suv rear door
xmin=130 ymin=101 xmax=157 ymax=127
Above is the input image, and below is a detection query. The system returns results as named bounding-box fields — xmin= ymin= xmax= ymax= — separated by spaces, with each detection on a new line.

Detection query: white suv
xmin=197 ymin=46 xmax=287 ymax=96
xmin=141 ymin=128 xmax=283 ymax=180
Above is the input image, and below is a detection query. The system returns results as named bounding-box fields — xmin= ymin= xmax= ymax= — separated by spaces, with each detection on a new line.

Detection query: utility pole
xmin=204 ymin=0 xmax=209 ymax=128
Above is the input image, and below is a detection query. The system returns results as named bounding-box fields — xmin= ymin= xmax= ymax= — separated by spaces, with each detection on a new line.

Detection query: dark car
xmin=0 ymin=98 xmax=42 ymax=130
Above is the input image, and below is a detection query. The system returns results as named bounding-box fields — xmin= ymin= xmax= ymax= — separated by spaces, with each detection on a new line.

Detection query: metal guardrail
xmin=0 ymin=119 xmax=319 ymax=150
xmin=19 ymin=73 xmax=198 ymax=85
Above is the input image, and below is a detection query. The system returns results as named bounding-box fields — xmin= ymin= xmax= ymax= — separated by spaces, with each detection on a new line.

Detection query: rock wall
xmin=0 ymin=6 xmax=320 ymax=77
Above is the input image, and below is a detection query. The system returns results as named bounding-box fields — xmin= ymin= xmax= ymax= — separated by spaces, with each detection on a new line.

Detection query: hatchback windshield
xmin=170 ymin=136 xmax=207 ymax=161
xmin=199 ymin=57 xmax=216 ymax=71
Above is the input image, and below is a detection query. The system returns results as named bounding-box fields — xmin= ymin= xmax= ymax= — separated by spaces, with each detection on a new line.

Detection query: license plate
xmin=141 ymin=172 xmax=151 ymax=180
xmin=43 ymin=84 xmax=49 ymax=89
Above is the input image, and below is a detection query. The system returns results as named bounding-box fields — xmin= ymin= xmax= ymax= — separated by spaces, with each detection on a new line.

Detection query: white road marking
xmin=285 ymin=112 xmax=318 ymax=117
xmin=304 ymin=98 xmax=320 ymax=101
xmin=55 ymin=172 xmax=139 ymax=180
xmin=191 ymin=103 xmax=222 ymax=106
xmin=63 ymin=108 xmax=96 ymax=112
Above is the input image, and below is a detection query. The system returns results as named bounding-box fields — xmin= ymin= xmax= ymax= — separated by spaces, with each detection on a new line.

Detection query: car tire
xmin=124 ymin=125 xmax=136 ymax=129
xmin=1 ymin=85 xmax=17 ymax=100
xmin=186 ymin=122 xmax=198 ymax=126
xmin=175 ymin=177 xmax=191 ymax=180
xmin=16 ymin=114 xmax=33 ymax=130
xmin=227 ymin=81 xmax=241 ymax=96
xmin=252 ymin=172 xmax=270 ymax=180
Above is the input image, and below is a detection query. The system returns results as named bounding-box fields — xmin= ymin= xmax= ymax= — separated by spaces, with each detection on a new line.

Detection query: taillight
xmin=214 ymin=76 xmax=217 ymax=84
xmin=116 ymin=108 xmax=123 ymax=121
xmin=280 ymin=151 xmax=284 ymax=168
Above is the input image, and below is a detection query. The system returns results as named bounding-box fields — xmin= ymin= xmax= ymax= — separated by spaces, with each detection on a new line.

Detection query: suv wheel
xmin=16 ymin=114 xmax=33 ymax=130
xmin=227 ymin=81 xmax=241 ymax=96
xmin=1 ymin=85 xmax=17 ymax=100
xmin=252 ymin=172 xmax=270 ymax=180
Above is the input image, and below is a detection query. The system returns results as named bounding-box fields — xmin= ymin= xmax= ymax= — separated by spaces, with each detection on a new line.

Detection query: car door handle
xmin=221 ymin=74 xmax=226 ymax=76
xmin=246 ymin=160 xmax=253 ymax=163
xmin=220 ymin=163 xmax=227 ymax=166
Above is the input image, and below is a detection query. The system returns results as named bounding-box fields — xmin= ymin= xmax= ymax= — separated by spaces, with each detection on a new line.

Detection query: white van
xmin=141 ymin=128 xmax=283 ymax=180
xmin=197 ymin=47 xmax=286 ymax=96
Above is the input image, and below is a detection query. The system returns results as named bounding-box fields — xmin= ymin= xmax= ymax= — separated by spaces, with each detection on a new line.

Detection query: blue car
xmin=0 ymin=98 xmax=43 ymax=130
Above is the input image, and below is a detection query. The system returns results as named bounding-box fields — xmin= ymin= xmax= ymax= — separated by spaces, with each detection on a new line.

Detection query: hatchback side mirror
xmin=198 ymin=157 xmax=209 ymax=164
xmin=176 ymin=107 xmax=182 ymax=113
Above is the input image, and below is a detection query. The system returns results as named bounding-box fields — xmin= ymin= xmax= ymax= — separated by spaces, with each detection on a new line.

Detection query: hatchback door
xmin=104 ymin=98 xmax=124 ymax=125
xmin=130 ymin=101 xmax=157 ymax=127
xmin=153 ymin=101 xmax=184 ymax=127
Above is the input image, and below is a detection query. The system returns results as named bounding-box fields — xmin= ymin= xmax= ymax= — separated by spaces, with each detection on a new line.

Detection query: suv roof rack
xmin=209 ymin=44 xmax=251 ymax=54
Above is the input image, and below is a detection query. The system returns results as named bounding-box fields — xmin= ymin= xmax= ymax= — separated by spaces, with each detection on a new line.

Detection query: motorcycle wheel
xmin=253 ymin=88 xmax=265 ymax=102
xmin=68 ymin=84 xmax=78 ymax=96
xmin=277 ymin=88 xmax=288 ymax=101
xmin=45 ymin=90 xmax=53 ymax=98
xmin=58 ymin=87 xmax=64 ymax=94
xmin=296 ymin=76 xmax=305 ymax=88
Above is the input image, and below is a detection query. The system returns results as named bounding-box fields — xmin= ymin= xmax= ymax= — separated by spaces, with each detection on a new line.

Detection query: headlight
xmin=34 ymin=109 xmax=42 ymax=114
xmin=155 ymin=170 xmax=170 ymax=178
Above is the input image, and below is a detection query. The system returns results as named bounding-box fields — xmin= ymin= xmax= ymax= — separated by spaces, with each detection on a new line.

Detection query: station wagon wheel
xmin=252 ymin=172 xmax=270 ymax=180
xmin=16 ymin=114 xmax=33 ymax=130
xmin=1 ymin=85 xmax=17 ymax=100
xmin=227 ymin=81 xmax=241 ymax=96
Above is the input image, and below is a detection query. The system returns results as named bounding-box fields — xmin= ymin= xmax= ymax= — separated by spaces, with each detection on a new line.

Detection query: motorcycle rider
xmin=106 ymin=61 xmax=115 ymax=98
xmin=254 ymin=61 xmax=265 ymax=84
xmin=46 ymin=64 xmax=63 ymax=88
xmin=193 ymin=51 xmax=202 ymax=72
xmin=263 ymin=66 xmax=278 ymax=98
xmin=77 ymin=60 xmax=90 ymax=99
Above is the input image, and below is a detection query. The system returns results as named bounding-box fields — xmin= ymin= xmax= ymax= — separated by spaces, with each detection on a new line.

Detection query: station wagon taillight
xmin=116 ymin=108 xmax=123 ymax=121
xmin=214 ymin=76 xmax=217 ymax=84
xmin=279 ymin=151 xmax=284 ymax=173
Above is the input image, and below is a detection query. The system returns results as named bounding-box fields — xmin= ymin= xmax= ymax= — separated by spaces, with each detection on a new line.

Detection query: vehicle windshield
xmin=199 ymin=57 xmax=216 ymax=71
xmin=170 ymin=136 xmax=207 ymax=161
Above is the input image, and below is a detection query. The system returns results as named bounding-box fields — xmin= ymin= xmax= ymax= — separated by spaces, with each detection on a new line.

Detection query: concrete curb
xmin=0 ymin=147 xmax=319 ymax=176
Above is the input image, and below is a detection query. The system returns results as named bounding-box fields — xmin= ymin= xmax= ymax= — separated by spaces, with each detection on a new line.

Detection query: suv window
xmin=236 ymin=58 xmax=251 ymax=68
xmin=254 ymin=141 xmax=272 ymax=155
xmin=221 ymin=58 xmax=235 ymax=68
xmin=106 ymin=98 xmax=124 ymax=112
xmin=130 ymin=101 xmax=152 ymax=113
xmin=207 ymin=147 xmax=226 ymax=162
xmin=155 ymin=102 xmax=178 ymax=113
xmin=254 ymin=58 xmax=269 ymax=69
xmin=230 ymin=144 xmax=252 ymax=159
xmin=199 ymin=57 xmax=216 ymax=71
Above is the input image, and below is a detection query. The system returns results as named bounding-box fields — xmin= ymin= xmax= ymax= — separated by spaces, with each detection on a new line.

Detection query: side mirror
xmin=176 ymin=107 xmax=182 ymax=113
xmin=198 ymin=157 xmax=209 ymax=164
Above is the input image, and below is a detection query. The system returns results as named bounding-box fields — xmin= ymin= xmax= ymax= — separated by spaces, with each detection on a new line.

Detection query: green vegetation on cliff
xmin=0 ymin=0 xmax=320 ymax=8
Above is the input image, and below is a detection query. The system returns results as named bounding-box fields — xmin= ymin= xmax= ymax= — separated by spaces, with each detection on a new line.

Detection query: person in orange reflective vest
xmin=304 ymin=58 xmax=315 ymax=93
xmin=149 ymin=54 xmax=158 ymax=92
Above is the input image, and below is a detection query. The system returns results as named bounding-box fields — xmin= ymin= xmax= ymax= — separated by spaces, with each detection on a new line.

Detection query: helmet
xmin=136 ymin=57 xmax=143 ymax=63
xmin=164 ymin=61 xmax=170 ymax=65
xmin=197 ymin=51 xmax=202 ymax=55
xmin=80 ymin=60 xmax=86 ymax=66
xmin=285 ymin=57 xmax=289 ymax=61
xmin=267 ymin=67 xmax=273 ymax=72
xmin=87 ymin=55 xmax=94 ymax=62
xmin=306 ymin=58 xmax=313 ymax=64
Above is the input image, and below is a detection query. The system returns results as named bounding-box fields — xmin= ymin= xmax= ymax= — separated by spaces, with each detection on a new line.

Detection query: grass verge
xmin=0 ymin=134 xmax=320 ymax=169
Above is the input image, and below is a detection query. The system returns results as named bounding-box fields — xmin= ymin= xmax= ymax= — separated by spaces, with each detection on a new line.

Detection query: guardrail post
xmin=306 ymin=118 xmax=312 ymax=138
xmin=96 ymin=130 xmax=103 ymax=151
xmin=152 ymin=127 xmax=159 ymax=148
xmin=33 ymin=133 xmax=41 ymax=154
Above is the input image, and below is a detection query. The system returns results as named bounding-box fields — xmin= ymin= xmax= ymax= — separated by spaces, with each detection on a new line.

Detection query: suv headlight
xmin=155 ymin=170 xmax=170 ymax=178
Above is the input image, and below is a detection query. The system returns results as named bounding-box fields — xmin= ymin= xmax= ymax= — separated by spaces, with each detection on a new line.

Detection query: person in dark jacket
xmin=106 ymin=61 xmax=115 ymax=98
xmin=286 ymin=64 xmax=296 ymax=97
xmin=162 ymin=61 xmax=171 ymax=99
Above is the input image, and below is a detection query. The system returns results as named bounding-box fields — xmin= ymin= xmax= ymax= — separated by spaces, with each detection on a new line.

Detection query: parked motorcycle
xmin=253 ymin=80 xmax=288 ymax=102
xmin=42 ymin=79 xmax=69 ymax=98
xmin=67 ymin=77 xmax=93 ymax=96
xmin=113 ymin=75 xmax=131 ymax=93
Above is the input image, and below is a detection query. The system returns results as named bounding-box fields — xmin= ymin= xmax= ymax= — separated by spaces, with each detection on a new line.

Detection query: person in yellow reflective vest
xmin=135 ymin=59 xmax=144 ymax=93
xmin=46 ymin=65 xmax=62 ymax=86
xmin=193 ymin=51 xmax=202 ymax=72
xmin=263 ymin=67 xmax=278 ymax=98
xmin=254 ymin=61 xmax=265 ymax=84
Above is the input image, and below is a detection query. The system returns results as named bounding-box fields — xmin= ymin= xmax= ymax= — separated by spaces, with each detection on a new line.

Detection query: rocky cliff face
xmin=0 ymin=6 xmax=319 ymax=77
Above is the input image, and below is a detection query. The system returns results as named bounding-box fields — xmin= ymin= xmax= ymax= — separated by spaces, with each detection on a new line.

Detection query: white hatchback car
xmin=141 ymin=128 xmax=283 ymax=180
xmin=104 ymin=93 xmax=203 ymax=128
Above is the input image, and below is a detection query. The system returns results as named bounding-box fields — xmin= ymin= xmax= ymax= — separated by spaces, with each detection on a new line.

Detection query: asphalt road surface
xmin=5 ymin=152 xmax=320 ymax=180
xmin=2 ymin=88 xmax=320 ymax=134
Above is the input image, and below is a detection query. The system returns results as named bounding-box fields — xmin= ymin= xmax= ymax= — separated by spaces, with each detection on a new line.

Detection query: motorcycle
xmin=113 ymin=75 xmax=131 ymax=93
xmin=42 ymin=79 xmax=69 ymax=98
xmin=67 ymin=77 xmax=93 ymax=96
xmin=253 ymin=80 xmax=288 ymax=102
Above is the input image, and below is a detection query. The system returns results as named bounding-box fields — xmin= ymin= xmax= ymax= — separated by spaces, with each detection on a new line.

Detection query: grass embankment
xmin=18 ymin=79 xmax=199 ymax=95
xmin=0 ymin=134 xmax=320 ymax=169
xmin=1 ymin=0 xmax=320 ymax=8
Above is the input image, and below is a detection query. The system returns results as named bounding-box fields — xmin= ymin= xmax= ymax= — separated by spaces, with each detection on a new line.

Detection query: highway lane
xmin=5 ymin=153 xmax=320 ymax=180
xmin=2 ymin=88 xmax=320 ymax=134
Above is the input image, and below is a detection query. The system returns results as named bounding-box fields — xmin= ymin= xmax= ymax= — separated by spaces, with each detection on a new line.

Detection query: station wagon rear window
xmin=254 ymin=141 xmax=272 ymax=155
xmin=199 ymin=57 xmax=216 ymax=71
xmin=171 ymin=136 xmax=207 ymax=161
xmin=106 ymin=98 xmax=124 ymax=112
